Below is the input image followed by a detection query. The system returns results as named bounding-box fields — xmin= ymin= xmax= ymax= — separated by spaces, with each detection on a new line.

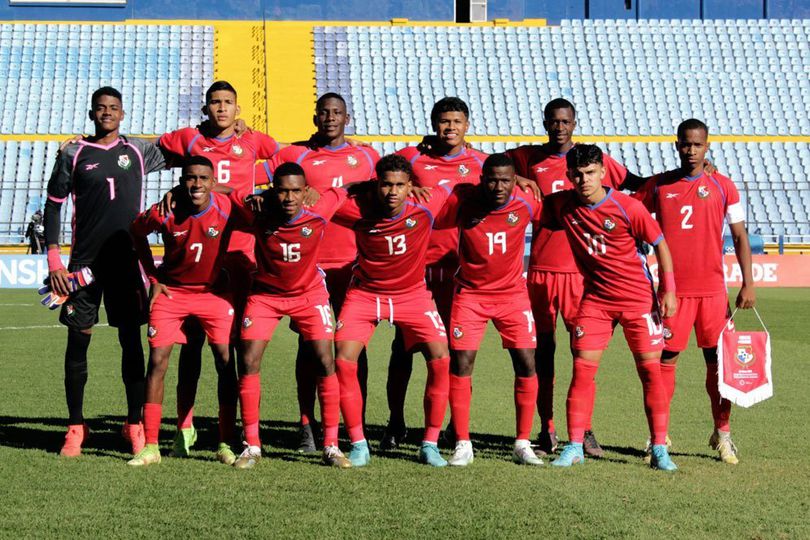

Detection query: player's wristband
xmin=660 ymin=271 xmax=676 ymax=293
xmin=47 ymin=247 xmax=65 ymax=272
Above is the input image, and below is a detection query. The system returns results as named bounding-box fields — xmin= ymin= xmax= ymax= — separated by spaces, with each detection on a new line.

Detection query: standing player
xmin=259 ymin=93 xmax=379 ymax=452
xmin=331 ymin=155 xmax=452 ymax=467
xmin=506 ymin=98 xmax=648 ymax=456
xmin=541 ymin=145 xmax=679 ymax=471
xmin=379 ymin=97 xmax=488 ymax=450
xmin=234 ymin=163 xmax=351 ymax=469
xmin=44 ymin=86 xmax=167 ymax=456
xmin=634 ymin=119 xmax=755 ymax=464
xmin=128 ymin=156 xmax=247 ymax=466
xmin=433 ymin=154 xmax=542 ymax=466
xmin=157 ymin=81 xmax=281 ymax=456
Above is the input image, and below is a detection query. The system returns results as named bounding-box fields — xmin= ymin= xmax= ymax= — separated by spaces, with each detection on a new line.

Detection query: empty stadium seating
xmin=0 ymin=23 xmax=214 ymax=135
xmin=315 ymin=20 xmax=810 ymax=137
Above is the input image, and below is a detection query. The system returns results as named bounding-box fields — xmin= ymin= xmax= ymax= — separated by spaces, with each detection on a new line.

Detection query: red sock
xmin=636 ymin=361 xmax=670 ymax=445
xmin=318 ymin=374 xmax=340 ymax=447
xmin=218 ymin=403 xmax=236 ymax=444
xmin=705 ymin=363 xmax=731 ymax=431
xmin=536 ymin=375 xmax=555 ymax=433
xmin=566 ymin=358 xmax=599 ymax=444
xmin=660 ymin=362 xmax=677 ymax=405
xmin=296 ymin=356 xmax=317 ymax=427
xmin=585 ymin=377 xmax=596 ymax=432
xmin=515 ymin=376 xmax=538 ymax=440
xmin=239 ymin=373 xmax=261 ymax=447
xmin=449 ymin=374 xmax=472 ymax=441
xmin=423 ymin=357 xmax=450 ymax=444
xmin=176 ymin=386 xmax=194 ymax=430
xmin=143 ymin=402 xmax=162 ymax=445
xmin=336 ymin=358 xmax=365 ymax=443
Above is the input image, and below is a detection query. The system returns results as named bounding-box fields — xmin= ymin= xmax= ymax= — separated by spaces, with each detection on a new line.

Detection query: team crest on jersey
xmin=698 ymin=185 xmax=710 ymax=199
xmin=736 ymin=345 xmax=755 ymax=366
xmin=663 ymin=326 xmax=673 ymax=341
xmin=66 ymin=304 xmax=75 ymax=316
xmin=575 ymin=326 xmax=585 ymax=338
xmin=458 ymin=164 xmax=470 ymax=177
xmin=117 ymin=154 xmax=131 ymax=170
xmin=603 ymin=219 xmax=616 ymax=232
xmin=301 ymin=226 xmax=313 ymax=238
xmin=506 ymin=212 xmax=520 ymax=225
xmin=207 ymin=226 xmax=220 ymax=238
xmin=232 ymin=144 xmax=244 ymax=156
xmin=242 ymin=317 xmax=252 ymax=329
xmin=453 ymin=327 xmax=464 ymax=339
xmin=147 ymin=325 xmax=158 ymax=337
xmin=405 ymin=218 xmax=417 ymax=228
xmin=347 ymin=155 xmax=359 ymax=168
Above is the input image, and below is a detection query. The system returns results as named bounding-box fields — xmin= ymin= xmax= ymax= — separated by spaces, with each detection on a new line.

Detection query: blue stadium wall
xmin=0 ymin=0 xmax=807 ymax=21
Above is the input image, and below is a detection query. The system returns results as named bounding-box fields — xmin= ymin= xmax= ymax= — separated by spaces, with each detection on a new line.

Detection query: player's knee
xmin=511 ymin=349 xmax=536 ymax=377
xmin=661 ymin=350 xmax=680 ymax=364
xmin=211 ymin=344 xmax=231 ymax=369
xmin=451 ymin=351 xmax=475 ymax=376
xmin=702 ymin=347 xmax=718 ymax=364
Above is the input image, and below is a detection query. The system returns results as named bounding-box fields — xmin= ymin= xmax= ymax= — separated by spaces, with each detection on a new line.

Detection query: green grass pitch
xmin=0 ymin=288 xmax=807 ymax=538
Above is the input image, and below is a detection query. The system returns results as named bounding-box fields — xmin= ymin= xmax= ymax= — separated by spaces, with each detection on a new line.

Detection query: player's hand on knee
xmin=148 ymin=282 xmax=172 ymax=312
xmin=736 ymin=285 xmax=756 ymax=309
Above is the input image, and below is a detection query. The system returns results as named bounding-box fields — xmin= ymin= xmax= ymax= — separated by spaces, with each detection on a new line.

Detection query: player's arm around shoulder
xmin=127 ymin=136 xmax=168 ymax=174
xmin=722 ymin=173 xmax=755 ymax=308
xmin=130 ymin=206 xmax=165 ymax=307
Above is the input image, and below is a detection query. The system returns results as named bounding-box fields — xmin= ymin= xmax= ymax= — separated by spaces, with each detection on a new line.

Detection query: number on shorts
xmin=583 ymin=232 xmax=607 ymax=255
xmin=680 ymin=205 xmax=693 ymax=229
xmin=424 ymin=310 xmax=446 ymax=336
xmin=190 ymin=242 xmax=203 ymax=263
xmin=217 ymin=160 xmax=230 ymax=183
xmin=385 ymin=234 xmax=407 ymax=255
xmin=522 ymin=310 xmax=535 ymax=333
xmin=315 ymin=304 xmax=333 ymax=329
xmin=642 ymin=312 xmax=663 ymax=336
xmin=486 ymin=231 xmax=507 ymax=255
xmin=281 ymin=243 xmax=301 ymax=262
xmin=106 ymin=177 xmax=115 ymax=200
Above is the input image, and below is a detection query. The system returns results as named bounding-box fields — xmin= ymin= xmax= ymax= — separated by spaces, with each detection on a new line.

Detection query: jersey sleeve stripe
xmin=411 ymin=202 xmax=435 ymax=228
xmin=187 ymin=134 xmax=202 ymax=156
xmin=649 ymin=233 xmax=664 ymax=246
xmin=262 ymin=161 xmax=273 ymax=183
xmin=295 ymin=149 xmax=311 ymax=165
xmin=707 ymin=175 xmax=728 ymax=206
xmin=408 ymin=152 xmax=421 ymax=166
xmin=358 ymin=147 xmax=376 ymax=171
xmin=47 ymin=194 xmax=67 ymax=203
xmin=301 ymin=210 xmax=327 ymax=225
xmin=608 ymin=197 xmax=632 ymax=225
xmin=513 ymin=194 xmax=533 ymax=216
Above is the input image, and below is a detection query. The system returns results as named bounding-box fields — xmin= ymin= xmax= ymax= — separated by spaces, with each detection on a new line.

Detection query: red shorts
xmin=450 ymin=290 xmax=536 ymax=350
xmin=663 ymin=293 xmax=733 ymax=352
xmin=528 ymin=270 xmax=583 ymax=334
xmin=148 ymin=288 xmax=234 ymax=348
xmin=572 ymin=300 xmax=664 ymax=354
xmin=241 ymin=289 xmax=334 ymax=342
xmin=426 ymin=263 xmax=456 ymax=327
xmin=335 ymin=285 xmax=447 ymax=351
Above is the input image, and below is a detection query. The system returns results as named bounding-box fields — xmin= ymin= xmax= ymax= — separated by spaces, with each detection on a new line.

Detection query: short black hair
xmin=91 ymin=86 xmax=122 ymax=107
xmin=182 ymin=155 xmax=214 ymax=174
xmin=430 ymin=97 xmax=470 ymax=129
xmin=205 ymin=81 xmax=237 ymax=103
xmin=316 ymin=92 xmax=347 ymax=110
xmin=375 ymin=154 xmax=413 ymax=180
xmin=677 ymin=118 xmax=709 ymax=139
xmin=544 ymin=98 xmax=576 ymax=120
xmin=482 ymin=153 xmax=515 ymax=173
xmin=273 ymin=162 xmax=306 ymax=183
xmin=566 ymin=144 xmax=603 ymax=170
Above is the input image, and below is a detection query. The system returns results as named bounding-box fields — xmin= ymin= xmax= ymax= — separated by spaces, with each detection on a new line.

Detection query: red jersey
xmin=396 ymin=146 xmax=488 ymax=268
xmin=159 ymin=127 xmax=280 ymax=256
xmin=634 ymin=171 xmax=744 ymax=296
xmin=435 ymin=184 xmax=541 ymax=296
xmin=507 ymin=144 xmax=627 ymax=272
xmin=264 ymin=143 xmax=380 ymax=266
xmin=248 ymin=188 xmax=348 ymax=296
xmin=131 ymin=191 xmax=249 ymax=290
xmin=332 ymin=185 xmax=451 ymax=293
xmin=540 ymin=188 xmax=663 ymax=311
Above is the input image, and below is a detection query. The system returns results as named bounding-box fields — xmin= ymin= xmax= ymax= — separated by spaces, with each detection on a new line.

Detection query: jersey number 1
xmin=106 ymin=177 xmax=115 ymax=200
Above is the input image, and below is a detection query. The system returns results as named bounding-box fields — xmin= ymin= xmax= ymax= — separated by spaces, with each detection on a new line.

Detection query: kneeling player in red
xmin=540 ymin=145 xmax=679 ymax=471
xmin=635 ymin=119 xmax=755 ymax=464
xmin=331 ymin=154 xmax=452 ymax=467
xmin=128 ymin=156 xmax=248 ymax=466
xmin=434 ymin=154 xmax=542 ymax=466
xmin=233 ymin=162 xmax=351 ymax=469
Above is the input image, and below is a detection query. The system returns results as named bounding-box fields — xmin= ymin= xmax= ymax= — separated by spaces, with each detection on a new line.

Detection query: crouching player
xmin=434 ymin=154 xmax=542 ymax=466
xmin=635 ymin=119 xmax=755 ymax=464
xmin=128 ymin=156 xmax=247 ymax=466
xmin=542 ymin=145 xmax=679 ymax=471
xmin=233 ymin=162 xmax=351 ymax=469
xmin=331 ymin=154 xmax=452 ymax=467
